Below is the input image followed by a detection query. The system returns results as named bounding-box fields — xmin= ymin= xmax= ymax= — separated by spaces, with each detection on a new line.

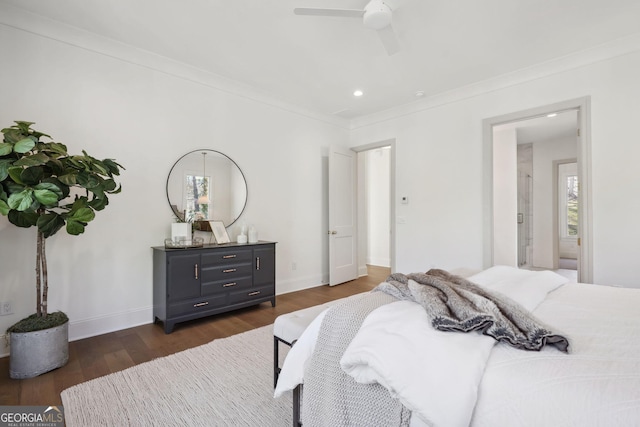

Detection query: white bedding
xmin=275 ymin=266 xmax=640 ymax=426
xmin=471 ymin=281 xmax=640 ymax=426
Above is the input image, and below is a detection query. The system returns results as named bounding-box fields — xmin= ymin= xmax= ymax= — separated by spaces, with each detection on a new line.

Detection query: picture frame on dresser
xmin=209 ymin=220 xmax=230 ymax=244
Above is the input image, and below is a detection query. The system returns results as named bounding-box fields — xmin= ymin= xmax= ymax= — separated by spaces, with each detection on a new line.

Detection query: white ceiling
xmin=3 ymin=0 xmax=640 ymax=120
xmin=498 ymin=109 xmax=579 ymax=144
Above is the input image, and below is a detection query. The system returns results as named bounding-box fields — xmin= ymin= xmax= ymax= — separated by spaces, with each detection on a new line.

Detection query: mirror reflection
xmin=166 ymin=150 xmax=247 ymax=227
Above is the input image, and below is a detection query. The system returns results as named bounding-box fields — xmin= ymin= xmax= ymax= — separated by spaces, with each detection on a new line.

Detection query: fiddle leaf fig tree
xmin=0 ymin=121 xmax=123 ymax=331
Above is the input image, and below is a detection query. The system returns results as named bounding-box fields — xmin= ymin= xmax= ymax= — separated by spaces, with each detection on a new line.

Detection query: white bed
xmin=275 ymin=266 xmax=640 ymax=426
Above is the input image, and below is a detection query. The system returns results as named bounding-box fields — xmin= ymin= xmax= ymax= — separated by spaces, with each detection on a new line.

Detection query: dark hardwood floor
xmin=0 ymin=265 xmax=389 ymax=406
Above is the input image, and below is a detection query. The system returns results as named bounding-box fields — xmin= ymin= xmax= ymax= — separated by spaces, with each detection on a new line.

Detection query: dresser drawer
xmin=201 ymin=262 xmax=252 ymax=282
xmin=201 ymin=276 xmax=253 ymax=295
xmin=167 ymin=294 xmax=227 ymax=317
xmin=228 ymin=284 xmax=275 ymax=305
xmin=201 ymin=248 xmax=252 ymax=266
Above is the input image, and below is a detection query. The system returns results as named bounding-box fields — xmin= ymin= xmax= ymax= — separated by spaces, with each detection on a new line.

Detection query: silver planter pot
xmin=9 ymin=321 xmax=69 ymax=379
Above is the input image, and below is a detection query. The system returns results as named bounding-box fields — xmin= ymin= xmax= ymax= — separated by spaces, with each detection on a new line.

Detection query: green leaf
xmin=103 ymin=158 xmax=124 ymax=175
xmin=33 ymin=189 xmax=59 ymax=206
xmin=45 ymin=158 xmax=64 ymax=175
xmin=91 ymin=185 xmax=105 ymax=199
xmin=20 ymin=166 xmax=44 ymax=185
xmin=0 ymin=159 xmax=13 ymax=181
xmin=14 ymin=137 xmax=36 ymax=154
xmin=58 ymin=173 xmax=77 ymax=186
xmin=8 ymin=189 xmax=34 ymax=211
xmin=8 ymin=210 xmax=38 ymax=228
xmin=88 ymin=195 xmax=108 ymax=210
xmin=2 ymin=128 xmax=23 ymax=144
xmin=42 ymin=142 xmax=68 ymax=156
xmin=7 ymin=167 xmax=24 ymax=184
xmin=0 ymin=199 xmax=9 ymax=216
xmin=35 ymin=181 xmax=64 ymax=199
xmin=65 ymin=219 xmax=85 ymax=235
xmin=77 ymin=172 xmax=100 ymax=188
xmin=41 ymin=177 xmax=69 ymax=199
xmin=14 ymin=152 xmax=50 ymax=167
xmin=5 ymin=181 xmax=25 ymax=194
xmin=102 ymin=179 xmax=117 ymax=192
xmin=37 ymin=213 xmax=65 ymax=238
xmin=69 ymin=206 xmax=95 ymax=223
xmin=0 ymin=142 xmax=12 ymax=156
xmin=15 ymin=121 xmax=35 ymax=133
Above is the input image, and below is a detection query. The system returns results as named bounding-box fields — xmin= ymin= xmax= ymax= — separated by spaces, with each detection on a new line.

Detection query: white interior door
xmin=329 ymin=146 xmax=358 ymax=286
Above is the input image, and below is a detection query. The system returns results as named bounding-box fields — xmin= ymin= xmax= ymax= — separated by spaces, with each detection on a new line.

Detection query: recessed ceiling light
xmin=547 ymin=113 xmax=558 ymax=118
xmin=415 ymin=90 xmax=425 ymax=97
xmin=353 ymin=90 xmax=364 ymax=97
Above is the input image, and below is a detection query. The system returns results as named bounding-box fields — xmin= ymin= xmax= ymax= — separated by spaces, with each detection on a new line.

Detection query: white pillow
xmin=467 ymin=265 xmax=568 ymax=311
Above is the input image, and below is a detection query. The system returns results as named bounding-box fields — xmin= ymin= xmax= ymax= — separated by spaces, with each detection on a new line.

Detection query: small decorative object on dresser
xmin=248 ymin=225 xmax=258 ymax=243
xmin=209 ymin=220 xmax=231 ymax=244
xmin=152 ymin=241 xmax=276 ymax=333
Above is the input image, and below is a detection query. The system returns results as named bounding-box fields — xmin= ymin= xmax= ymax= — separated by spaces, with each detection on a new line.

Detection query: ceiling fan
xmin=294 ymin=0 xmax=401 ymax=56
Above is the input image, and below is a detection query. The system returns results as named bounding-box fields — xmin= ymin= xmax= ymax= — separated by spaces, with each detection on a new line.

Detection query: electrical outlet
xmin=291 ymin=262 xmax=297 ymax=271
xmin=0 ymin=301 xmax=13 ymax=316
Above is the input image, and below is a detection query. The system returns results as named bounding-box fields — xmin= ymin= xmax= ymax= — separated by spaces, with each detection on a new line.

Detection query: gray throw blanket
xmin=302 ymin=292 xmax=412 ymax=427
xmin=376 ymin=269 xmax=570 ymax=352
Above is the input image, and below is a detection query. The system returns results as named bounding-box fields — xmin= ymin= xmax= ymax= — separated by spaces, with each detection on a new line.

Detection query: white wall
xmin=492 ymin=128 xmax=518 ymax=267
xmin=0 ymin=16 xmax=349 ymax=354
xmin=531 ymin=137 xmax=577 ymax=268
xmin=350 ymin=43 xmax=640 ymax=289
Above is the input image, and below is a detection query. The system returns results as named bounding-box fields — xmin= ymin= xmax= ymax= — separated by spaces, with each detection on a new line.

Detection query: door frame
xmin=351 ymin=139 xmax=397 ymax=274
xmin=482 ymin=97 xmax=592 ymax=283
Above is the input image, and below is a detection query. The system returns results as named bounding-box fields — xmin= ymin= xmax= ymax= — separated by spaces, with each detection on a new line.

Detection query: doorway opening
xmin=357 ymin=146 xmax=392 ymax=275
xmin=327 ymin=140 xmax=395 ymax=286
xmin=483 ymin=97 xmax=591 ymax=283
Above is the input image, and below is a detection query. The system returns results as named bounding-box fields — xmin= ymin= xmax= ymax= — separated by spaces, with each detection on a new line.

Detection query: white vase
xmin=248 ymin=226 xmax=258 ymax=243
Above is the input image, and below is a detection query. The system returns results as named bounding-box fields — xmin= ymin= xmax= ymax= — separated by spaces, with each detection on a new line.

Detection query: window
xmin=565 ymin=175 xmax=578 ymax=236
xmin=184 ymin=173 xmax=210 ymax=221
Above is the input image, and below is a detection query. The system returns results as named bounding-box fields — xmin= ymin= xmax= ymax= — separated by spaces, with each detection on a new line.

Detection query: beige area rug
xmin=61 ymin=325 xmax=293 ymax=426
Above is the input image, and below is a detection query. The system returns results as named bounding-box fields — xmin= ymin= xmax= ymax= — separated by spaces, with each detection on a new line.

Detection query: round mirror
xmin=166 ymin=149 xmax=247 ymax=227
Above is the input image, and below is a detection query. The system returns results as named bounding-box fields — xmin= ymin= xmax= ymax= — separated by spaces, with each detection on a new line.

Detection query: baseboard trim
xmin=0 ymin=277 xmax=332 ymax=358
xmin=276 ymin=275 xmax=327 ymax=295
xmin=69 ymin=306 xmax=153 ymax=342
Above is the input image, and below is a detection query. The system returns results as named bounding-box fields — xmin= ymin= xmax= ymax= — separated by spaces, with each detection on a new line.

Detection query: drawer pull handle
xmin=223 ymin=268 xmax=237 ymax=273
xmin=248 ymin=291 xmax=261 ymax=297
xmin=223 ymin=282 xmax=237 ymax=288
xmin=194 ymin=263 xmax=199 ymax=280
xmin=256 ymin=256 xmax=260 ymax=271
xmin=193 ymin=301 xmax=209 ymax=308
xmin=223 ymin=254 xmax=237 ymax=259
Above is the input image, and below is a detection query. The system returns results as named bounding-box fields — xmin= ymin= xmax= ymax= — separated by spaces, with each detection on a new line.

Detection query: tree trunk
xmin=35 ymin=230 xmax=48 ymax=317
xmin=36 ymin=230 xmax=42 ymax=317
xmin=41 ymin=232 xmax=48 ymax=317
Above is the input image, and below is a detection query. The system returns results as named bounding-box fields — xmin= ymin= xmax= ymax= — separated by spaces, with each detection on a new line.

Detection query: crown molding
xmin=0 ymin=3 xmax=350 ymax=130
xmin=350 ymin=31 xmax=640 ymax=130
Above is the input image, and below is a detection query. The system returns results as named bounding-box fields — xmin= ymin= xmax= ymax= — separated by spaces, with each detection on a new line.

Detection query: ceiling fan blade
xmin=377 ymin=25 xmax=400 ymax=56
xmin=293 ymin=8 xmax=365 ymax=18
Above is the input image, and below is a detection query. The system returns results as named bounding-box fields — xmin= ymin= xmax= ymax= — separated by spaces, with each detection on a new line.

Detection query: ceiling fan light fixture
xmin=363 ymin=0 xmax=392 ymax=30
